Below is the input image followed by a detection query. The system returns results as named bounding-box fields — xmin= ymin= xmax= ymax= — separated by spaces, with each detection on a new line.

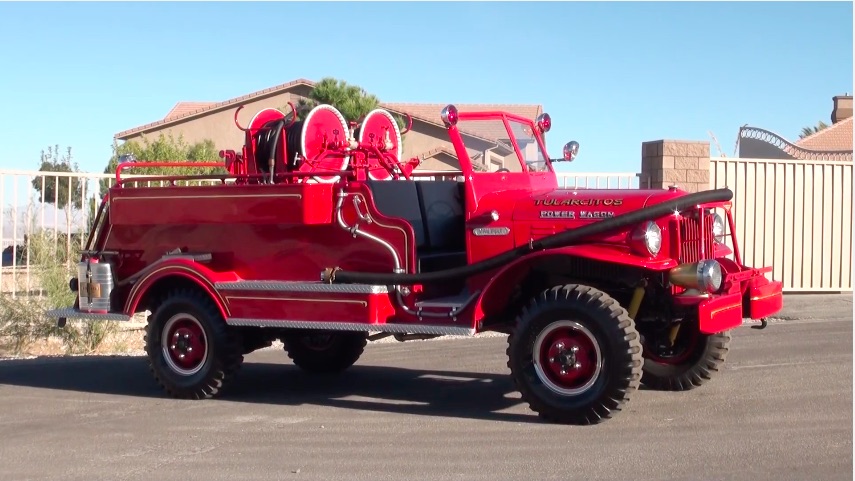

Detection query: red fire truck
xmin=48 ymin=103 xmax=782 ymax=424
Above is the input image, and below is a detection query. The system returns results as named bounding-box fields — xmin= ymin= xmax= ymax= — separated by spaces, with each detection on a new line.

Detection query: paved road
xmin=0 ymin=295 xmax=851 ymax=481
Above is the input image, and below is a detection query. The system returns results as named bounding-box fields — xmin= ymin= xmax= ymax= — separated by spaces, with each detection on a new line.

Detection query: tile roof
xmin=163 ymin=102 xmax=217 ymax=121
xmin=114 ymin=78 xmax=543 ymax=143
xmin=115 ymin=78 xmax=317 ymax=139
xmin=794 ymin=117 xmax=853 ymax=152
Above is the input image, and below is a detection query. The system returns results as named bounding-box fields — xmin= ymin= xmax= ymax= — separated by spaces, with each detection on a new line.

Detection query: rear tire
xmin=507 ymin=284 xmax=643 ymax=425
xmin=145 ymin=288 xmax=243 ymax=399
xmin=283 ymin=331 xmax=367 ymax=374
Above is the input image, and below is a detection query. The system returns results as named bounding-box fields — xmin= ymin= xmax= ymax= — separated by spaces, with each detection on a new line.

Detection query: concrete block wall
xmin=640 ymin=140 xmax=711 ymax=192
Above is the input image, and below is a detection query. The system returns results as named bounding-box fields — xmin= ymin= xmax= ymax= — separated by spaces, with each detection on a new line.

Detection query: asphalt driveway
xmin=0 ymin=293 xmax=851 ymax=481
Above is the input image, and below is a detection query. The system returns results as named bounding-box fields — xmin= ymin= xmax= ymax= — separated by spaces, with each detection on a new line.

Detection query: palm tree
xmin=288 ymin=77 xmax=406 ymax=131
xmin=799 ymin=120 xmax=829 ymax=139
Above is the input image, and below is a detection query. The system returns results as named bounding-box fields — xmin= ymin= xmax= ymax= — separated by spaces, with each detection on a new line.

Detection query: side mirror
xmin=562 ymin=141 xmax=579 ymax=162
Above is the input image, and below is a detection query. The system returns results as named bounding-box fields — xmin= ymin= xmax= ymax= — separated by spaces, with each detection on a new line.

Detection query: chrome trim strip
xmin=45 ymin=308 xmax=132 ymax=322
xmin=162 ymin=252 xmax=212 ymax=262
xmin=225 ymin=318 xmax=475 ymax=336
xmin=215 ymin=281 xmax=389 ymax=294
xmin=113 ymin=193 xmax=303 ymax=201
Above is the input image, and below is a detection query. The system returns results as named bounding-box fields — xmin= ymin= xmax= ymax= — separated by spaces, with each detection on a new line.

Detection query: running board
xmin=226 ymin=318 xmax=475 ymax=336
xmin=45 ymin=308 xmax=132 ymax=322
xmin=215 ymin=280 xmax=389 ymax=294
xmin=415 ymin=291 xmax=474 ymax=309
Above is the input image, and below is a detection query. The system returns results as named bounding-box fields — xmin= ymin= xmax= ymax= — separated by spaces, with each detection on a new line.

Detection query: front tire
xmin=640 ymin=320 xmax=731 ymax=391
xmin=145 ymin=288 xmax=243 ymax=399
xmin=507 ymin=284 xmax=643 ymax=425
xmin=283 ymin=330 xmax=368 ymax=374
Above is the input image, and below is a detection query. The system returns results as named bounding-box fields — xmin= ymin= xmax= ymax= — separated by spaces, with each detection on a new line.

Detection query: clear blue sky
xmin=0 ymin=1 xmax=851 ymax=175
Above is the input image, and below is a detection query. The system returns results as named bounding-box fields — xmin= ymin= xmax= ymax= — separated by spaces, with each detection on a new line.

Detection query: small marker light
xmin=536 ymin=113 xmax=551 ymax=133
xmin=440 ymin=105 xmax=459 ymax=127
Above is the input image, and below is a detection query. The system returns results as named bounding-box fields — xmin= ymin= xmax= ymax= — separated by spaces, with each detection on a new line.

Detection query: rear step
xmin=45 ymin=308 xmax=131 ymax=322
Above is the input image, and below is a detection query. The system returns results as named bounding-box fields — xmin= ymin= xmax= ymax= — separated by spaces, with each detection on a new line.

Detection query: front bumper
xmin=697 ymin=267 xmax=783 ymax=334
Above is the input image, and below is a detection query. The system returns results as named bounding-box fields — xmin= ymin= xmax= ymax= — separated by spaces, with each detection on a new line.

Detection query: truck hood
xmin=515 ymin=188 xmax=686 ymax=222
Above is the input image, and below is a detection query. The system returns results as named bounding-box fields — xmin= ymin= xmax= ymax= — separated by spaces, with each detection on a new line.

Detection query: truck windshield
xmin=455 ymin=117 xmax=552 ymax=173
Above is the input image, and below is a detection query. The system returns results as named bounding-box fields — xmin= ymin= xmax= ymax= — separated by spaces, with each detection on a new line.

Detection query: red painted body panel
xmin=746 ymin=276 xmax=784 ymax=320
xmin=221 ymin=289 xmax=396 ymax=324
xmin=123 ymin=259 xmax=239 ymax=317
xmin=110 ymin=183 xmax=335 ymax=226
xmin=103 ymin=186 xmax=415 ymax=323
xmin=473 ymin=246 xmax=680 ymax=320
xmin=698 ymin=292 xmax=744 ymax=334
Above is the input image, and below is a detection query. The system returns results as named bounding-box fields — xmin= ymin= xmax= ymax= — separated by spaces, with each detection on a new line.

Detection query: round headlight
xmin=698 ymin=259 xmax=723 ymax=293
xmin=632 ymin=221 xmax=662 ymax=256
xmin=711 ymin=212 xmax=725 ymax=242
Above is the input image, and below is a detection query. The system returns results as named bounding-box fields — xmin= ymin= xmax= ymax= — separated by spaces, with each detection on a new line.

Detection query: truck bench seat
xmin=366 ymin=180 xmax=468 ymax=273
xmin=365 ymin=180 xmax=427 ymax=248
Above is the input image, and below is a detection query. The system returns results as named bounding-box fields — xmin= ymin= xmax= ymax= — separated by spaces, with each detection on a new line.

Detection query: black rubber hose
xmin=328 ymin=188 xmax=733 ymax=285
xmin=284 ymin=121 xmax=304 ymax=169
xmin=266 ymin=119 xmax=285 ymax=172
xmin=254 ymin=119 xmax=285 ymax=174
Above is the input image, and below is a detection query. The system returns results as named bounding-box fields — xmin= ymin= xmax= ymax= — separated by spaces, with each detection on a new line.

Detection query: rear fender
xmin=474 ymin=245 xmax=678 ymax=321
xmin=122 ymin=259 xmax=239 ymax=318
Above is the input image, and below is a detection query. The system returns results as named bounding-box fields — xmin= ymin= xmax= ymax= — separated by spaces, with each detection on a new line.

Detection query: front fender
xmin=474 ymin=245 xmax=677 ymax=322
xmin=122 ymin=258 xmax=239 ymax=318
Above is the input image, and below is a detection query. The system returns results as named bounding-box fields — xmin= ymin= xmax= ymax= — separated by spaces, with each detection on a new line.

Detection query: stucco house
xmin=114 ymin=78 xmax=544 ymax=173
xmin=736 ymin=94 xmax=853 ymax=161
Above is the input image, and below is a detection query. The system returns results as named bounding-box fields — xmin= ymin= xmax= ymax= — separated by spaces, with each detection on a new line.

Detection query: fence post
xmin=641 ymin=140 xmax=711 ymax=192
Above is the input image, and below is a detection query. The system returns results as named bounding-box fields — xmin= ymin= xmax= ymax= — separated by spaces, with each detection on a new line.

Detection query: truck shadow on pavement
xmin=0 ymin=355 xmax=548 ymax=424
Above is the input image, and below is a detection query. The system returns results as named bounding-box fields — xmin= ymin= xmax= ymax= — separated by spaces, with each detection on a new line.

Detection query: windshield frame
xmin=455 ymin=111 xmax=554 ymax=174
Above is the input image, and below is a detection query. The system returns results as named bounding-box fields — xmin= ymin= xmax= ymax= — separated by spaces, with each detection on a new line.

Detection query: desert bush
xmin=0 ymin=228 xmax=119 ymax=357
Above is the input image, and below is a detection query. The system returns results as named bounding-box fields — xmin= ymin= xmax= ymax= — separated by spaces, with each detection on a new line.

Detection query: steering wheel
xmin=496 ymin=168 xmax=511 ymax=173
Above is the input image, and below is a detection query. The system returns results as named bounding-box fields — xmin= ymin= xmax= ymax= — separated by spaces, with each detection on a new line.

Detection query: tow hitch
xmin=750 ymin=318 xmax=769 ymax=330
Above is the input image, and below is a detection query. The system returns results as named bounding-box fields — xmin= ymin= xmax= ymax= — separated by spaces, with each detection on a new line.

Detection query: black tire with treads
xmin=283 ymin=331 xmax=368 ymax=374
xmin=145 ymin=288 xmax=243 ymax=399
xmin=641 ymin=329 xmax=731 ymax=391
xmin=506 ymin=284 xmax=643 ymax=425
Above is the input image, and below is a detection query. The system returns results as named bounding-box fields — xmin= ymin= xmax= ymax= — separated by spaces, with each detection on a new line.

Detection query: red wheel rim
xmin=161 ymin=314 xmax=208 ymax=376
xmin=533 ymin=320 xmax=602 ymax=396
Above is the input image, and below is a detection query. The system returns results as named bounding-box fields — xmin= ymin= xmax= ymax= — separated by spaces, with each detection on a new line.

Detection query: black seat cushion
xmin=367 ymin=179 xmax=467 ymax=273
xmin=415 ymin=181 xmax=465 ymax=252
xmin=366 ymin=180 xmax=426 ymax=248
